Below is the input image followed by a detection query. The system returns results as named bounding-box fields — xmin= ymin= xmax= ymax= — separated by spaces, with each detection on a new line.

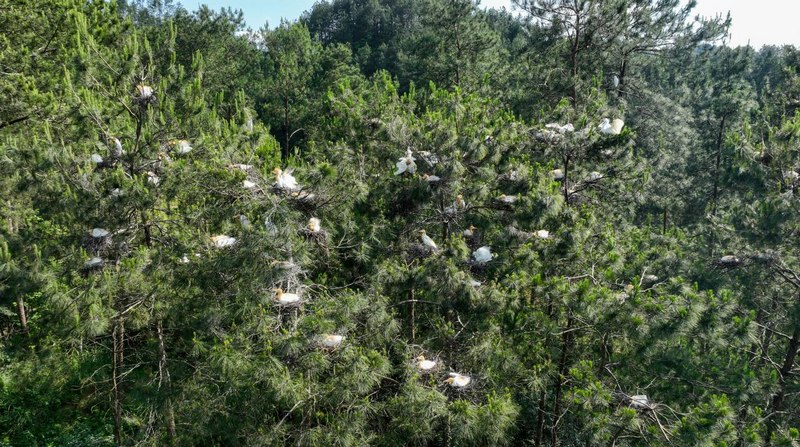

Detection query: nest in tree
xmin=82 ymin=232 xmax=113 ymax=255
xmin=406 ymin=243 xmax=436 ymax=261
xmin=715 ymin=255 xmax=743 ymax=268
xmin=504 ymin=225 xmax=533 ymax=242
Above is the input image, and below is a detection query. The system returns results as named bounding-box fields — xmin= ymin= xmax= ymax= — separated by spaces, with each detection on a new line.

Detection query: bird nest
xmin=406 ymin=243 xmax=436 ymax=261
xmin=82 ymin=234 xmax=113 ymax=255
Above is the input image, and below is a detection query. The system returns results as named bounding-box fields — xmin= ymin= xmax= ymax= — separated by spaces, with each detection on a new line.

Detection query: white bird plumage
xmin=243 ymin=180 xmax=256 ymax=189
xmin=472 ymin=246 xmax=494 ymax=264
xmin=176 ymin=139 xmax=192 ymax=154
xmin=274 ymin=288 xmax=301 ymax=306
xmin=418 ymin=229 xmax=437 ymax=250
xmin=536 ymin=230 xmax=550 ymax=239
xmin=273 ymin=167 xmax=299 ymax=190
xmin=630 ymin=394 xmax=650 ymax=409
xmin=599 ymin=118 xmax=624 ymax=135
xmin=308 ymin=217 xmax=321 ymax=233
xmin=445 ymin=372 xmax=471 ymax=388
xmin=588 ymin=171 xmax=604 ymax=181
xmin=146 ymin=171 xmax=160 ymax=186
xmin=136 ymin=84 xmax=154 ymax=99
xmin=552 ymin=169 xmax=565 ymax=181
xmin=422 ymin=174 xmax=440 ymax=183
xmin=210 ymin=235 xmax=236 ymax=248
xmin=498 ymin=194 xmax=517 ymax=204
xmin=91 ymin=228 xmax=109 ymax=238
xmin=394 ymin=149 xmax=417 ymax=175
xmin=415 ymin=355 xmax=437 ymax=371
xmin=91 ymin=153 xmax=103 ymax=164
xmin=463 ymin=225 xmax=477 ymax=238
xmin=320 ymin=334 xmax=344 ymax=348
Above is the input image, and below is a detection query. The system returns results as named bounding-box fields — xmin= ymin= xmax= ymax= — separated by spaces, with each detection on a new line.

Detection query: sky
xmin=177 ymin=0 xmax=800 ymax=48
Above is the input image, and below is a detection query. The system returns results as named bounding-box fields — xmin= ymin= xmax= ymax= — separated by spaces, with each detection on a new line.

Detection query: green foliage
xmin=1 ymin=0 xmax=799 ymax=446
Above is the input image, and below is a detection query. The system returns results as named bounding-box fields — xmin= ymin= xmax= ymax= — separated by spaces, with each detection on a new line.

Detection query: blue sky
xmin=177 ymin=0 xmax=800 ymax=48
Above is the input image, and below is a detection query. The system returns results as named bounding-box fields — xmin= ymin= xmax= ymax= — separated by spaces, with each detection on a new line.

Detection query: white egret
xmin=178 ymin=254 xmax=190 ymax=264
xmin=536 ymin=230 xmax=550 ymax=239
xmin=146 ymin=171 xmax=160 ymax=186
xmin=320 ymin=334 xmax=344 ymax=349
xmin=111 ymin=138 xmax=123 ymax=158
xmin=463 ymin=225 xmax=477 ymax=238
xmin=498 ymin=194 xmax=517 ymax=204
xmin=630 ymin=395 xmax=650 ymax=409
xmin=91 ymin=228 xmax=109 ymax=238
xmin=210 ymin=235 xmax=236 ymax=248
xmin=599 ymin=118 xmax=624 ymax=135
xmin=445 ymin=372 xmax=471 ymax=388
xmin=91 ymin=154 xmax=103 ymax=164
xmin=588 ymin=171 xmax=604 ymax=181
xmin=418 ymin=229 xmax=438 ymax=251
xmin=308 ymin=217 xmax=321 ymax=233
xmin=415 ymin=355 xmax=437 ymax=371
xmin=274 ymin=288 xmax=301 ymax=306
xmin=612 ymin=75 xmax=620 ymax=88
xmin=176 ymin=139 xmax=192 ymax=154
xmin=394 ymin=149 xmax=417 ymax=175
xmin=273 ymin=167 xmax=299 ymax=190
xmin=136 ymin=84 xmax=154 ymax=99
xmin=472 ymin=246 xmax=494 ymax=264
xmin=422 ymin=174 xmax=440 ymax=183
xmin=552 ymin=169 xmax=565 ymax=181
xmin=469 ymin=279 xmax=482 ymax=288
xmin=243 ymin=180 xmax=256 ymax=189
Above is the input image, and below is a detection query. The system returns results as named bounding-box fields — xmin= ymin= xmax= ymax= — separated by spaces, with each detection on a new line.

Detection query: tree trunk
xmin=533 ymin=389 xmax=547 ymax=447
xmin=765 ymin=326 xmax=800 ymax=444
xmin=551 ymin=312 xmax=575 ymax=447
xmin=16 ymin=295 xmax=28 ymax=335
xmin=157 ymin=319 xmax=177 ymax=443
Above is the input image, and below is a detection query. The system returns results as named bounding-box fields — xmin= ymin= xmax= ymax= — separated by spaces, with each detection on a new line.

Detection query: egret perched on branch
xmin=472 ymin=246 xmax=494 ymax=264
xmin=320 ymin=334 xmax=344 ymax=349
xmin=552 ymin=169 xmax=565 ymax=181
xmin=273 ymin=288 xmax=301 ymax=306
xmin=273 ymin=167 xmax=299 ymax=191
xmin=394 ymin=149 xmax=417 ymax=175
xmin=536 ymin=230 xmax=550 ymax=239
xmin=422 ymin=174 xmax=440 ymax=183
xmin=308 ymin=217 xmax=321 ymax=233
xmin=445 ymin=372 xmax=471 ymax=388
xmin=418 ymin=230 xmax=438 ymax=251
xmin=210 ymin=235 xmax=236 ymax=248
xmin=599 ymin=118 xmax=624 ymax=135
xmin=415 ymin=355 xmax=437 ymax=372
xmin=91 ymin=154 xmax=103 ymax=164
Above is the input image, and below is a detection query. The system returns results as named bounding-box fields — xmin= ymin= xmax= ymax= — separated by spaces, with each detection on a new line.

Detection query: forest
xmin=1 ymin=0 xmax=799 ymax=445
